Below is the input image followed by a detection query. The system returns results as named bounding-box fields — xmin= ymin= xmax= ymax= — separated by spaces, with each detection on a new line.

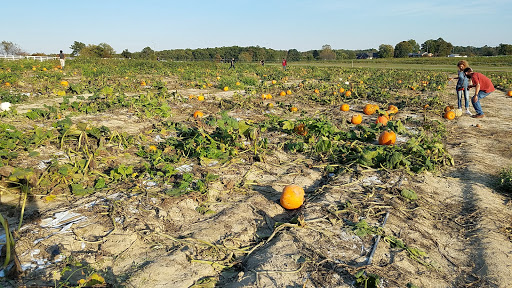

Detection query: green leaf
xmin=71 ymin=183 xmax=94 ymax=196
xmin=401 ymin=189 xmax=418 ymax=200
xmin=282 ymin=120 xmax=294 ymax=131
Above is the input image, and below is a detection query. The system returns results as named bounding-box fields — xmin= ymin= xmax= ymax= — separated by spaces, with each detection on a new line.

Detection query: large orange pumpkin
xmin=363 ymin=104 xmax=377 ymax=115
xmin=280 ymin=185 xmax=305 ymax=210
xmin=351 ymin=114 xmax=362 ymax=125
xmin=340 ymin=104 xmax=350 ymax=111
xmin=507 ymin=90 xmax=512 ymax=97
xmin=378 ymin=130 xmax=396 ymax=145
xmin=444 ymin=110 xmax=455 ymax=120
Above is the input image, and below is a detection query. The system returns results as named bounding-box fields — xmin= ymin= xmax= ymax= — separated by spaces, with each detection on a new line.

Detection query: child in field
xmin=450 ymin=60 xmax=471 ymax=115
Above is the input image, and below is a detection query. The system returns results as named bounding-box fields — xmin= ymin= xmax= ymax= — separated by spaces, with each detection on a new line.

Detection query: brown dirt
xmin=1 ymin=85 xmax=512 ymax=288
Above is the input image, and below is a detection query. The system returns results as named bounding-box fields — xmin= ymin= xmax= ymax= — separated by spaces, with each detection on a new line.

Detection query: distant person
xmin=260 ymin=59 xmax=265 ymax=66
xmin=450 ymin=60 xmax=471 ymax=115
xmin=59 ymin=50 xmax=65 ymax=68
xmin=282 ymin=58 xmax=287 ymax=71
xmin=229 ymin=58 xmax=235 ymax=69
xmin=464 ymin=67 xmax=495 ymax=118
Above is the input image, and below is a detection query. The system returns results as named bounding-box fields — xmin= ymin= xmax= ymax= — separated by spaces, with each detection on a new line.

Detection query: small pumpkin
xmin=444 ymin=110 xmax=455 ymax=120
xmin=444 ymin=105 xmax=454 ymax=113
xmin=454 ymin=108 xmax=462 ymax=117
xmin=387 ymin=105 xmax=398 ymax=114
xmin=286 ymin=90 xmax=292 ymax=95
xmin=351 ymin=114 xmax=362 ymax=125
xmin=280 ymin=91 xmax=286 ymax=96
xmin=378 ymin=130 xmax=396 ymax=145
xmin=290 ymin=106 xmax=298 ymax=112
xmin=340 ymin=104 xmax=350 ymax=111
xmin=363 ymin=104 xmax=377 ymax=115
xmin=345 ymin=90 xmax=352 ymax=97
xmin=294 ymin=124 xmax=308 ymax=136
xmin=375 ymin=115 xmax=389 ymax=125
xmin=280 ymin=185 xmax=305 ymax=210
xmin=223 ymin=86 xmax=229 ymax=91
xmin=193 ymin=110 xmax=204 ymax=118
xmin=339 ymin=87 xmax=345 ymax=93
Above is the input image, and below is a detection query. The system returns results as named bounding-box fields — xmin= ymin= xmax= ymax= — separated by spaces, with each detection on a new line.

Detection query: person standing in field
xmin=229 ymin=58 xmax=235 ymax=69
xmin=59 ymin=50 xmax=65 ymax=68
xmin=282 ymin=58 xmax=287 ymax=71
xmin=450 ymin=60 xmax=472 ymax=115
xmin=464 ymin=67 xmax=495 ymax=118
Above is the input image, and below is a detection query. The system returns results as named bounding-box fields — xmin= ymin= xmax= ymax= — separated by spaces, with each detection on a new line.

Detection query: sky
xmin=3 ymin=0 xmax=512 ymax=55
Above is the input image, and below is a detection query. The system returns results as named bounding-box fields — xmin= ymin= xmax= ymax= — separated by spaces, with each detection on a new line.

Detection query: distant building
xmin=409 ymin=52 xmax=433 ymax=57
xmin=356 ymin=52 xmax=378 ymax=59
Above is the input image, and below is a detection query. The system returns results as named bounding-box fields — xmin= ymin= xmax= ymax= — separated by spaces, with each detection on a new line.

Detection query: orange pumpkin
xmin=193 ymin=110 xmax=204 ymax=118
xmin=280 ymin=91 xmax=286 ymax=96
xmin=376 ymin=115 xmax=389 ymax=125
xmin=387 ymin=105 xmax=398 ymax=114
xmin=339 ymin=87 xmax=345 ymax=93
xmin=444 ymin=105 xmax=454 ymax=113
xmin=507 ymin=90 xmax=512 ymax=97
xmin=290 ymin=106 xmax=298 ymax=112
xmin=340 ymin=104 xmax=350 ymax=111
xmin=363 ymin=104 xmax=377 ymax=115
xmin=378 ymin=130 xmax=396 ymax=145
xmin=223 ymin=86 xmax=229 ymax=91
xmin=280 ymin=185 xmax=305 ymax=210
xmin=351 ymin=114 xmax=362 ymax=125
xmin=314 ymin=89 xmax=320 ymax=94
xmin=444 ymin=110 xmax=455 ymax=120
xmin=345 ymin=90 xmax=352 ymax=97
xmin=286 ymin=90 xmax=292 ymax=95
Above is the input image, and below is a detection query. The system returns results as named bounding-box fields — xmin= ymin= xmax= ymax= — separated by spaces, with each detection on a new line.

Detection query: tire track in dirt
xmin=443 ymin=90 xmax=512 ymax=287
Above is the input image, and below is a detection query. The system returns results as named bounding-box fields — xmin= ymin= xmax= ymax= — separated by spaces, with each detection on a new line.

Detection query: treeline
xmin=3 ymin=39 xmax=512 ymax=61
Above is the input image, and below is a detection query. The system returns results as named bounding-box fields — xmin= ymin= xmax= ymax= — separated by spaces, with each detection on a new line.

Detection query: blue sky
xmin=3 ymin=0 xmax=511 ymax=55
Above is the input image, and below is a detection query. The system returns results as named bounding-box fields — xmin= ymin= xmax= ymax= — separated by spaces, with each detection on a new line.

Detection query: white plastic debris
xmin=0 ymin=102 xmax=11 ymax=112
xmin=40 ymin=211 xmax=87 ymax=229
xmin=176 ymin=164 xmax=193 ymax=173
xmin=362 ymin=176 xmax=383 ymax=186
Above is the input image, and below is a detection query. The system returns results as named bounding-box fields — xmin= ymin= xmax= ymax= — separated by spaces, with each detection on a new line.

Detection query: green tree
xmin=121 ymin=49 xmax=132 ymax=59
xmin=378 ymin=44 xmax=394 ymax=58
xmin=238 ymin=51 xmax=253 ymax=62
xmin=497 ymin=43 xmax=512 ymax=55
xmin=287 ymin=49 xmax=301 ymax=61
xmin=70 ymin=41 xmax=86 ymax=56
xmin=140 ymin=46 xmax=156 ymax=60
xmin=407 ymin=39 xmax=420 ymax=53
xmin=480 ymin=45 xmax=497 ymax=56
xmin=394 ymin=41 xmax=412 ymax=58
xmin=79 ymin=43 xmax=115 ymax=58
xmin=319 ymin=45 xmax=336 ymax=60
xmin=436 ymin=38 xmax=453 ymax=56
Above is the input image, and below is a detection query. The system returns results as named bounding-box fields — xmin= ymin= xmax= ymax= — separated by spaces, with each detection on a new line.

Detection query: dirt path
xmin=439 ymin=89 xmax=512 ymax=287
